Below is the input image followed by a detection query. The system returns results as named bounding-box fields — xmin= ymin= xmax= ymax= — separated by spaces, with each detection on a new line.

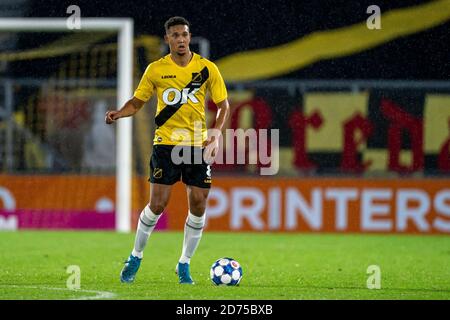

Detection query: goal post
xmin=0 ymin=18 xmax=134 ymax=232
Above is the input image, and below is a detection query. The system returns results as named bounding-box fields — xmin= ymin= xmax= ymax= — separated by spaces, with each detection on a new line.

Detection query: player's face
xmin=165 ymin=25 xmax=191 ymax=56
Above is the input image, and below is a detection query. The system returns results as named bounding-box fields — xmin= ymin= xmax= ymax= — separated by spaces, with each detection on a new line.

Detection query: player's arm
xmin=204 ymin=98 xmax=229 ymax=146
xmin=203 ymin=61 xmax=229 ymax=161
xmin=203 ymin=98 xmax=229 ymax=161
xmin=106 ymin=63 xmax=154 ymax=124
xmin=204 ymin=62 xmax=230 ymax=142
xmin=211 ymin=98 xmax=230 ymax=134
xmin=105 ymin=97 xmax=146 ymax=124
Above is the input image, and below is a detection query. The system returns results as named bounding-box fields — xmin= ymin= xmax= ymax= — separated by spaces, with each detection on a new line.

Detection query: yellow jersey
xmin=134 ymin=52 xmax=228 ymax=146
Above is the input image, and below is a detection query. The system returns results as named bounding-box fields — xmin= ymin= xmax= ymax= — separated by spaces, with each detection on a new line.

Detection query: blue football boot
xmin=120 ymin=254 xmax=142 ymax=283
xmin=176 ymin=262 xmax=195 ymax=284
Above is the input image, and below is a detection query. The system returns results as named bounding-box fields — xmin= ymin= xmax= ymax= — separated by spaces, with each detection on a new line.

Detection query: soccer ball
xmin=210 ymin=257 xmax=243 ymax=286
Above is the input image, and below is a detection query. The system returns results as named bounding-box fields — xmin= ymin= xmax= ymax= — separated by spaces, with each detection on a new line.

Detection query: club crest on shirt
xmin=191 ymin=72 xmax=202 ymax=83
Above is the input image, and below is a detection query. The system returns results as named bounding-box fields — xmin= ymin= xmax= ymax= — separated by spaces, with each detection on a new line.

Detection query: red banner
xmin=1 ymin=175 xmax=449 ymax=234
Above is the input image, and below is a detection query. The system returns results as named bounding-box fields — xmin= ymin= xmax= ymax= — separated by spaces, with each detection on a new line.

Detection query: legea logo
xmin=162 ymin=88 xmax=199 ymax=105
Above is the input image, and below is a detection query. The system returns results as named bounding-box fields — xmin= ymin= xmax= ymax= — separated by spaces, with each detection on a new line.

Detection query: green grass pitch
xmin=0 ymin=231 xmax=449 ymax=300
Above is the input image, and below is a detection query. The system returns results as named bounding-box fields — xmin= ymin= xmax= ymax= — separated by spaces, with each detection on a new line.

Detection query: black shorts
xmin=149 ymin=145 xmax=212 ymax=189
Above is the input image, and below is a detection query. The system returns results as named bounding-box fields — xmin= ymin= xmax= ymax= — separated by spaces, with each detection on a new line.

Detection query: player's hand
xmin=105 ymin=110 xmax=120 ymax=124
xmin=203 ymin=135 xmax=220 ymax=164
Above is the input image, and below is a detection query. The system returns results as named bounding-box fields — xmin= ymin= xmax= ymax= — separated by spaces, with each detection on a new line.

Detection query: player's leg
xmin=132 ymin=183 xmax=172 ymax=258
xmin=180 ymin=185 xmax=209 ymax=263
xmin=176 ymin=186 xmax=209 ymax=284
xmin=176 ymin=148 xmax=211 ymax=284
xmin=120 ymin=145 xmax=180 ymax=283
xmin=120 ymin=183 xmax=172 ymax=283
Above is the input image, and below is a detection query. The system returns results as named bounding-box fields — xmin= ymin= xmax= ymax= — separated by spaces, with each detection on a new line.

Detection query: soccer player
xmin=105 ymin=16 xmax=229 ymax=284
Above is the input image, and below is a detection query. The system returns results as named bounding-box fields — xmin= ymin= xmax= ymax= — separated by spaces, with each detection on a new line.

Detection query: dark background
xmin=20 ymin=0 xmax=450 ymax=80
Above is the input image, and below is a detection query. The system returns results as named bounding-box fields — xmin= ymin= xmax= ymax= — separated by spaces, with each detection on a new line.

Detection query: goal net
xmin=0 ymin=18 xmax=160 ymax=232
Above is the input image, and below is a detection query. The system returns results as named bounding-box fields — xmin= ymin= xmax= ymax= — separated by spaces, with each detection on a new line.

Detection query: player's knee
xmin=189 ymin=193 xmax=207 ymax=214
xmin=189 ymin=205 xmax=206 ymax=217
xmin=149 ymin=200 xmax=168 ymax=215
xmin=191 ymin=192 xmax=207 ymax=206
xmin=149 ymin=190 xmax=171 ymax=214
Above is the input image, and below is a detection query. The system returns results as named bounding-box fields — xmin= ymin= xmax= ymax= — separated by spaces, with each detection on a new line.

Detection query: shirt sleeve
xmin=207 ymin=62 xmax=228 ymax=104
xmin=133 ymin=64 xmax=155 ymax=102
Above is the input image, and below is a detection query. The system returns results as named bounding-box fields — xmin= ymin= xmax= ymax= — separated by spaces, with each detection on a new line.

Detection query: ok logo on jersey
xmin=162 ymin=88 xmax=199 ymax=105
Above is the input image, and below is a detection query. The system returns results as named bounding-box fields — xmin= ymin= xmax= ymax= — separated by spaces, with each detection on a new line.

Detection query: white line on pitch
xmin=0 ymin=285 xmax=117 ymax=300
